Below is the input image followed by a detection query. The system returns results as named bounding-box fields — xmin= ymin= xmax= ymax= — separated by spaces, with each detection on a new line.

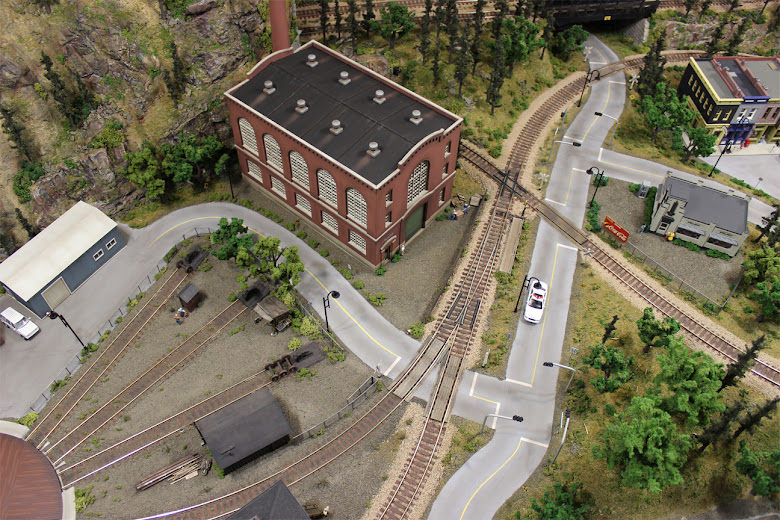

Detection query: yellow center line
xmin=600 ymin=159 xmax=664 ymax=178
xmin=593 ymin=44 xmax=608 ymax=65
xmin=580 ymin=81 xmax=612 ymax=142
xmin=459 ymin=438 xmax=525 ymax=520
xmin=149 ymin=215 xmax=399 ymax=358
xmin=530 ymin=244 xmax=563 ymax=386
xmin=472 ymin=394 xmax=498 ymax=404
xmin=562 ymin=168 xmax=576 ymax=205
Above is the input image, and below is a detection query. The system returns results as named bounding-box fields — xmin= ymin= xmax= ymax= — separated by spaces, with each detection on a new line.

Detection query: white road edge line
xmin=521 ymin=437 xmax=549 ymax=449
xmin=557 ymin=243 xmax=579 ymax=252
xmin=598 ymin=147 xmax=603 ymax=162
xmin=470 ymin=372 xmax=478 ymax=396
xmin=572 ymin=167 xmax=586 ymax=172
xmin=544 ymin=199 xmax=566 ymax=207
xmin=609 ymin=81 xmax=626 ymax=85
xmin=492 ymin=402 xmax=501 ymax=429
xmin=506 ymin=378 xmax=532 ymax=387
xmin=384 ymin=356 xmax=402 ymax=376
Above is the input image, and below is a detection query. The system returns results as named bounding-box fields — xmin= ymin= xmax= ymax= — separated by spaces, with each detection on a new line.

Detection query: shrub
xmin=90 ymin=120 xmax=125 ymax=149
xmin=338 ymin=267 xmax=353 ymax=280
xmin=391 ymin=254 xmax=401 ymax=263
xmin=198 ymin=261 xmax=212 ymax=272
xmin=307 ymin=238 xmax=320 ymax=249
xmin=297 ymin=367 xmax=317 ymax=381
xmin=367 ymin=292 xmax=387 ymax=306
xmin=592 ymin=175 xmax=609 ymax=187
xmin=50 ymin=376 xmax=70 ymax=393
xmin=585 ymin=201 xmax=602 ymax=232
xmin=319 ymin=249 xmax=329 ymax=257
xmin=284 ymin=222 xmax=295 ymax=232
xmin=672 ymin=237 xmax=701 ymax=253
xmin=644 ymin=187 xmax=657 ymax=227
xmin=75 ymin=486 xmax=95 ymax=513
xmin=299 ymin=316 xmax=322 ymax=338
xmin=13 ymin=162 xmax=45 ymax=203
xmin=628 ymin=183 xmax=640 ymax=193
xmin=330 ymin=258 xmax=341 ymax=267
xmin=236 ymin=274 xmax=246 ymax=283
xmin=288 ymin=337 xmax=302 ymax=351
xmin=228 ymin=292 xmax=237 ymax=302
xmin=164 ymin=247 xmax=178 ymax=262
xmin=80 ymin=342 xmax=99 ymax=358
xmin=16 ymin=412 xmax=38 ymax=427
xmin=323 ymin=346 xmax=345 ymax=362
xmin=154 ymin=266 xmax=168 ymax=281
xmin=408 ymin=322 xmax=424 ymax=339
xmin=353 ymin=280 xmax=364 ymax=290
xmin=705 ymin=249 xmax=731 ymax=260
xmin=376 ymin=266 xmax=387 ymax=276
xmin=296 ymin=230 xmax=307 ymax=240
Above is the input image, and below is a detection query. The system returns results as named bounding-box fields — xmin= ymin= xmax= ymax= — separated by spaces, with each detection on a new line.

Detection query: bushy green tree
xmin=654 ymin=335 xmax=725 ymax=427
xmin=584 ymin=343 xmax=634 ymax=393
xmin=519 ymin=482 xmax=590 ymax=520
xmin=750 ymin=282 xmax=780 ymax=322
xmin=636 ymin=307 xmax=680 ymax=354
xmin=639 ymin=82 xmax=692 ymax=143
xmin=736 ymin=440 xmax=780 ymax=498
xmin=211 ymin=218 xmax=253 ymax=261
xmin=501 ymin=16 xmax=541 ymax=75
xmin=594 ymin=394 xmax=693 ymax=493
xmin=550 ymin=25 xmax=588 ymax=61
xmin=370 ymin=2 xmax=415 ymax=49
xmin=743 ymin=247 xmax=779 ymax=285
xmin=673 ymin=124 xmax=717 ymax=163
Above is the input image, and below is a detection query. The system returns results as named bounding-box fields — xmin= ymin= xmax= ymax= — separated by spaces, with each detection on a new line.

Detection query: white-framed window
xmin=445 ymin=142 xmax=451 ymax=156
xmin=317 ymin=168 xmax=337 ymax=208
xmin=386 ymin=190 xmax=393 ymax=205
xmin=348 ymin=230 xmax=366 ymax=253
xmin=442 ymin=164 xmax=448 ymax=177
xmin=408 ymin=160 xmax=429 ymax=205
xmin=247 ymin=160 xmax=263 ymax=183
xmin=346 ymin=188 xmax=367 ymax=227
xmin=296 ymin=194 xmax=311 ymax=216
xmin=322 ymin=211 xmax=338 ymax=234
xmin=440 ymin=188 xmax=446 ymax=203
xmin=747 ymin=108 xmax=756 ymax=120
xmin=289 ymin=151 xmax=309 ymax=189
xmin=239 ymin=118 xmax=257 ymax=155
xmin=93 ymin=249 xmax=104 ymax=261
xmin=386 ymin=212 xmax=391 ymax=223
xmin=271 ymin=176 xmax=287 ymax=199
xmin=263 ymin=134 xmax=283 ymax=172
xmin=106 ymin=238 xmax=116 ymax=250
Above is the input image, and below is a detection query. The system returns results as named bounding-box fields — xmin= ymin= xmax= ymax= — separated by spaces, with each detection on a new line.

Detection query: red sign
xmin=603 ymin=216 xmax=629 ymax=243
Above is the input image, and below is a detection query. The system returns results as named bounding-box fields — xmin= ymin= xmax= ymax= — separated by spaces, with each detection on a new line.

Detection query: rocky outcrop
xmin=187 ymin=0 xmax=219 ymax=15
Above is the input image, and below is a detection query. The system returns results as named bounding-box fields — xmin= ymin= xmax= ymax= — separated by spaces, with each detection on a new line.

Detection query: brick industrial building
xmin=678 ymin=56 xmax=780 ymax=146
xmin=224 ymin=40 xmax=462 ymax=266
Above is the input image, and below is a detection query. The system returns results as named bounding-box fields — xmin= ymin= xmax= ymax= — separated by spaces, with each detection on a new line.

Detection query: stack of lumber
xmin=136 ymin=453 xmax=205 ymax=491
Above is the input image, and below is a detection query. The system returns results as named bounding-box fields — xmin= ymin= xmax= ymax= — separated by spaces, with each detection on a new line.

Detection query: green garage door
xmin=405 ymin=204 xmax=425 ymax=242
xmin=42 ymin=277 xmax=71 ymax=310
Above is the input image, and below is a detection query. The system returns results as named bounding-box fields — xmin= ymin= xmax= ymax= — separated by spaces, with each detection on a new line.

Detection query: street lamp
xmin=577 ymin=69 xmax=601 ymax=107
xmin=322 ymin=290 xmax=340 ymax=332
xmin=479 ymin=413 xmax=523 ymax=434
xmin=594 ymin=111 xmax=620 ymax=148
xmin=547 ymin=139 xmax=582 ymax=163
xmin=709 ymin=117 xmax=750 ymax=177
xmin=586 ymin=166 xmax=606 ymax=208
xmin=46 ymin=311 xmax=85 ymax=348
xmin=755 ymin=177 xmax=764 ymax=189
xmin=543 ymin=361 xmax=576 ymax=394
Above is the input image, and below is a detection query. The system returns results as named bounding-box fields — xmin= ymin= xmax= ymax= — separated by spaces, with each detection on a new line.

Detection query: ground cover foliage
xmin=497 ymin=261 xmax=780 ymax=520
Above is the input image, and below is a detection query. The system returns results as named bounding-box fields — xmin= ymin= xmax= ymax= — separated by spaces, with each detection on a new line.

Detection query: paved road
xmin=429 ymin=35 xmax=624 ymax=520
xmin=701 ymin=150 xmax=780 ymax=201
xmin=1 ymin=203 xmax=420 ymax=418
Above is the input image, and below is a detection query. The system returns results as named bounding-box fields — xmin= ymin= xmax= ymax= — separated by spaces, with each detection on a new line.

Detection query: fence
xmin=621 ymin=241 xmax=727 ymax=311
xmin=290 ymin=372 xmax=382 ymax=445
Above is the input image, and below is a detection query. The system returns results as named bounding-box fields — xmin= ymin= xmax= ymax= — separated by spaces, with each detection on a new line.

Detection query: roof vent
xmin=367 ymin=141 xmax=380 ymax=157
xmin=339 ymin=71 xmax=351 ymax=85
xmin=330 ymin=119 xmax=343 ymax=135
xmin=306 ymin=54 xmax=318 ymax=68
xmin=373 ymin=90 xmax=386 ymax=104
xmin=410 ymin=109 xmax=423 ymax=125
xmin=263 ymin=80 xmax=276 ymax=95
xmin=295 ymin=99 xmax=309 ymax=114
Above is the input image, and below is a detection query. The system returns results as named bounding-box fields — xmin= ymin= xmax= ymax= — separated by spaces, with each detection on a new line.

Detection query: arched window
xmin=317 ymin=168 xmax=337 ymax=208
xmin=239 ymin=118 xmax=257 ymax=155
xmin=289 ymin=151 xmax=309 ymax=190
xmin=263 ymin=134 xmax=283 ymax=172
xmin=346 ymin=188 xmax=367 ymax=227
xmin=408 ymin=160 xmax=429 ymax=205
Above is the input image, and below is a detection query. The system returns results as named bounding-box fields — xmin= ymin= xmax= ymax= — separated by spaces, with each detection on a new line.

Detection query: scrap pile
xmin=136 ymin=453 xmax=209 ymax=491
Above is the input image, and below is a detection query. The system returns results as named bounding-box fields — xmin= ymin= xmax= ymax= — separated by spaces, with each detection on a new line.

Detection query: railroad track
xmin=27 ymin=267 xmax=190 ymax=449
xmin=58 ymin=370 xmax=273 ymax=489
xmin=44 ymin=301 xmax=247 ymax=467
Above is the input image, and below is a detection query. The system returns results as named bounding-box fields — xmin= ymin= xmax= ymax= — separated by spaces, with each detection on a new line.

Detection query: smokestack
xmin=269 ymin=0 xmax=290 ymax=53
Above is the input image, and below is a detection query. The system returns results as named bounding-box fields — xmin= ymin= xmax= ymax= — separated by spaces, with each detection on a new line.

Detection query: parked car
xmin=1 ymin=307 xmax=40 ymax=340
xmin=523 ymin=280 xmax=548 ymax=324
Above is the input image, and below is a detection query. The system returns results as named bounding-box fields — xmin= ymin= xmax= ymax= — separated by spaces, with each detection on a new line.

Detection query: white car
xmin=1 ymin=307 xmax=40 ymax=340
xmin=523 ymin=280 xmax=548 ymax=324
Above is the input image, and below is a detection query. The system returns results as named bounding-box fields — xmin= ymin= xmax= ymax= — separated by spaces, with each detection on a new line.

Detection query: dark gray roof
xmin=664 ymin=177 xmax=748 ymax=234
xmin=718 ymin=59 xmax=760 ymax=97
xmin=195 ymin=388 xmax=290 ymax=472
xmin=226 ymin=480 xmax=309 ymax=520
xmin=231 ymin=43 xmax=458 ymax=186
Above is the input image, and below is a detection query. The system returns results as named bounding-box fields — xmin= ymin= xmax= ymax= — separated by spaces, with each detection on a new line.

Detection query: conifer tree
xmin=319 ymin=0 xmax=330 ymax=43
xmin=754 ymin=205 xmax=780 ymax=243
xmin=420 ymin=0 xmax=432 ymax=64
xmin=720 ymin=336 xmax=766 ymax=391
xmin=347 ymin=0 xmax=360 ymax=43
xmin=491 ymin=0 xmax=509 ymax=40
xmin=15 ymin=208 xmax=39 ymax=239
xmin=454 ymin=24 xmax=472 ymax=97
xmin=434 ymin=0 xmax=446 ymax=39
xmin=486 ymin=39 xmax=506 ymax=115
xmin=700 ymin=0 xmax=713 ymax=20
xmin=706 ymin=19 xmax=727 ymax=57
xmin=0 ymin=103 xmax=37 ymax=162
xmin=446 ymin=0 xmax=459 ymax=63
xmin=684 ymin=0 xmax=697 ymax=18
xmin=728 ymin=0 xmax=740 ymax=13
xmin=733 ymin=397 xmax=779 ymax=440
xmin=697 ymin=396 xmax=747 ymax=453
xmin=333 ymin=0 xmax=342 ymax=39
xmin=540 ymin=10 xmax=556 ymax=59
xmin=514 ymin=0 xmax=525 ymax=17
xmin=362 ymin=0 xmax=375 ymax=38
xmin=431 ymin=46 xmax=441 ymax=86
xmin=726 ymin=17 xmax=752 ymax=55
xmin=470 ymin=0 xmax=486 ymax=73
xmin=637 ymin=32 xmax=667 ymax=98
xmin=602 ymin=315 xmax=619 ymax=344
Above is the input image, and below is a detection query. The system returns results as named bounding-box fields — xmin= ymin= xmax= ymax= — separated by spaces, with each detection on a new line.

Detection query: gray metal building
xmin=0 ymin=201 xmax=126 ymax=317
xmin=649 ymin=174 xmax=750 ymax=257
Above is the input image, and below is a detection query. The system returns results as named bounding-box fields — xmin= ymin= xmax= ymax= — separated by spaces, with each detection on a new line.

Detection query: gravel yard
xmin=588 ymin=178 xmax=744 ymax=303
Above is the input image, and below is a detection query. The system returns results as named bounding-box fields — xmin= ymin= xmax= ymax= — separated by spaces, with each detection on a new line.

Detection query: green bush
xmin=408 ymin=322 xmax=424 ymax=339
xmin=376 ymin=266 xmax=387 ymax=276
xmin=228 ymin=292 xmax=237 ymax=302
xmin=75 ymin=486 xmax=95 ymax=513
xmin=13 ymin=162 xmax=45 ymax=203
xmin=198 ymin=261 xmax=212 ymax=272
xmin=307 ymin=238 xmax=320 ymax=249
xmin=585 ymin=201 xmax=602 ymax=232
xmin=16 ymin=412 xmax=38 ymax=427
xmin=80 ymin=342 xmax=99 ymax=358
xmin=296 ymin=230 xmax=307 ymax=240
xmin=297 ymin=367 xmax=317 ymax=381
xmin=353 ymin=280 xmax=364 ymax=290
xmin=628 ymin=183 xmax=641 ymax=194
xmin=367 ymin=292 xmax=387 ymax=306
xmin=391 ymin=254 xmax=401 ymax=263
xmin=672 ymin=237 xmax=701 ymax=253
xmin=288 ymin=337 xmax=302 ymax=351
xmin=705 ymin=248 xmax=731 ymax=260
xmin=592 ymin=175 xmax=609 ymax=187
xmin=338 ymin=267 xmax=353 ymax=280
xmin=299 ymin=316 xmax=322 ymax=338
xmin=90 ymin=120 xmax=125 ymax=149
xmin=644 ymin=187 xmax=658 ymax=227
xmin=51 ymin=376 xmax=70 ymax=393
xmin=154 ymin=266 xmax=168 ymax=281
xmin=164 ymin=247 xmax=178 ymax=262
xmin=284 ymin=222 xmax=296 ymax=232
xmin=319 ymin=249 xmax=329 ymax=257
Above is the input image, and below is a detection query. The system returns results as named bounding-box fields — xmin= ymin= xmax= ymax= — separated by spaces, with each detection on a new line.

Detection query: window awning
xmin=708 ymin=232 xmax=739 ymax=246
xmin=676 ymin=221 xmax=705 ymax=235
